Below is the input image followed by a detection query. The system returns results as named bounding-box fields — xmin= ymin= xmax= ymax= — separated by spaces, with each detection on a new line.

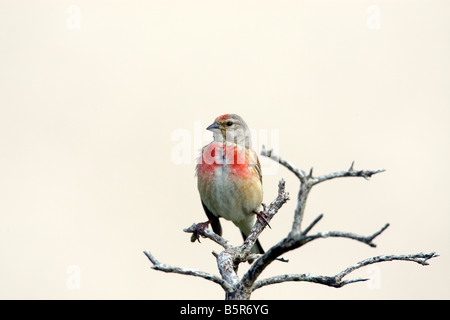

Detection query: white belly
xmin=199 ymin=165 xmax=261 ymax=233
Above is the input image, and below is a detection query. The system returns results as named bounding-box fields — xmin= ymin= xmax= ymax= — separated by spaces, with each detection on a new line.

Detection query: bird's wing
xmin=247 ymin=148 xmax=262 ymax=184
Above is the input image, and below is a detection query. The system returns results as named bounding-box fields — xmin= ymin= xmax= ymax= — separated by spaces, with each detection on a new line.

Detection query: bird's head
xmin=207 ymin=114 xmax=252 ymax=148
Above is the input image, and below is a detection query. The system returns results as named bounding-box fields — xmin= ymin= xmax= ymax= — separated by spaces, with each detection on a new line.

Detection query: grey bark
xmin=144 ymin=147 xmax=438 ymax=299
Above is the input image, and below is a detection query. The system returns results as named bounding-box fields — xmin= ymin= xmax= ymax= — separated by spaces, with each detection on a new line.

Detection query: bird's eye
xmin=227 ymin=121 xmax=233 ymax=126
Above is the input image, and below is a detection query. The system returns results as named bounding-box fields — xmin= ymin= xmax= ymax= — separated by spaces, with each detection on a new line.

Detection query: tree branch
xmin=238 ymin=179 xmax=289 ymax=258
xmin=143 ymin=250 xmax=233 ymax=292
xmin=310 ymin=162 xmax=386 ymax=186
xmin=253 ymin=252 xmax=439 ymax=291
xmin=182 ymin=178 xmax=289 ymax=265
xmin=183 ymin=224 xmax=233 ymax=250
xmin=261 ymin=147 xmax=386 ymax=234
xmin=144 ymin=147 xmax=438 ymax=300
xmin=260 ymin=145 xmax=305 ymax=182
xmin=240 ymin=219 xmax=390 ymax=289
xmin=303 ymin=222 xmax=390 ymax=248
xmin=302 ymin=213 xmax=324 ymax=235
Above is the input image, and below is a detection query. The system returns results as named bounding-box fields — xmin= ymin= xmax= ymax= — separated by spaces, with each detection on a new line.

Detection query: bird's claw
xmin=256 ymin=210 xmax=271 ymax=229
xmin=190 ymin=221 xmax=210 ymax=243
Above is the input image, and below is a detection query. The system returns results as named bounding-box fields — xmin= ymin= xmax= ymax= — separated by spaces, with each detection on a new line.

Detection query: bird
xmin=195 ymin=113 xmax=265 ymax=255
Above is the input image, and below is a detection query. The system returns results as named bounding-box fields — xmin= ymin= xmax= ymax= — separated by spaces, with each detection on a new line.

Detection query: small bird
xmin=195 ymin=114 xmax=264 ymax=254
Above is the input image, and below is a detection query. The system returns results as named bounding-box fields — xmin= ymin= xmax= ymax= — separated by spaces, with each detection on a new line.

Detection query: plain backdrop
xmin=0 ymin=0 xmax=449 ymax=299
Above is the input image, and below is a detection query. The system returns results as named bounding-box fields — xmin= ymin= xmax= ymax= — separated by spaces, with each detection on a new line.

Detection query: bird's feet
xmin=190 ymin=221 xmax=211 ymax=243
xmin=255 ymin=210 xmax=271 ymax=229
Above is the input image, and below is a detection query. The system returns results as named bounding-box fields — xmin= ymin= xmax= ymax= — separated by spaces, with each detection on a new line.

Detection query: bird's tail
xmin=241 ymin=231 xmax=264 ymax=255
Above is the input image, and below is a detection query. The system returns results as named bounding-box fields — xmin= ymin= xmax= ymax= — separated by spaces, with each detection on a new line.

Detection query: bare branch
xmin=143 ymin=250 xmax=233 ymax=292
xmin=334 ymin=252 xmax=440 ymax=283
xmin=145 ymin=148 xmax=437 ymax=300
xmin=310 ymin=163 xmax=386 ymax=186
xmin=260 ymin=145 xmax=305 ymax=183
xmin=302 ymin=214 xmax=324 ymax=235
xmin=307 ymin=167 xmax=314 ymax=179
xmin=260 ymin=147 xmax=309 ymax=233
xmin=303 ymin=223 xmax=391 ymax=248
xmin=253 ymin=272 xmax=367 ymax=291
xmin=183 ymin=224 xmax=233 ymax=250
xmin=261 ymin=149 xmax=386 ymax=235
xmin=216 ymin=250 xmax=241 ymax=289
xmin=253 ymin=252 xmax=439 ymax=291
xmin=349 ymin=161 xmax=355 ymax=171
xmin=240 ymin=219 xmax=390 ymax=289
xmin=297 ymin=162 xmax=385 ymax=233
xmin=291 ymin=182 xmax=310 ymax=235
xmin=239 ymin=179 xmax=289 ymax=257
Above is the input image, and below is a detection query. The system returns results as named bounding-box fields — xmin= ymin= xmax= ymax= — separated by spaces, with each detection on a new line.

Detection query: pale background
xmin=0 ymin=0 xmax=449 ymax=299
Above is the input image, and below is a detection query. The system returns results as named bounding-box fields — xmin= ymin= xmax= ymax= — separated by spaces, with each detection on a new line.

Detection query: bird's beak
xmin=206 ymin=122 xmax=220 ymax=131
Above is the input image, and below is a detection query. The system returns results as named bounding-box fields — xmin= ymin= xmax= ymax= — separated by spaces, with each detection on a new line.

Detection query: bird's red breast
xmin=197 ymin=142 xmax=254 ymax=178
